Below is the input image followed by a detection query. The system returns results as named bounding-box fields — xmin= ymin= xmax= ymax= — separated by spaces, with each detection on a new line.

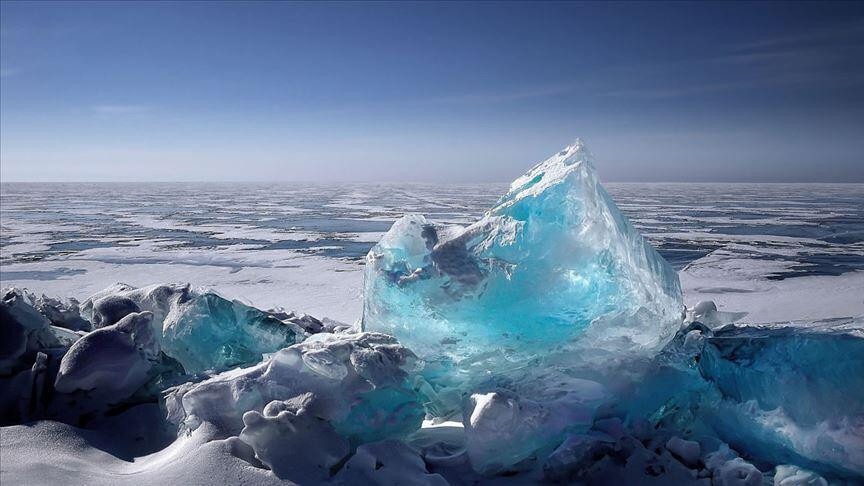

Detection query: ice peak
xmin=497 ymin=138 xmax=595 ymax=211
xmin=558 ymin=137 xmax=589 ymax=163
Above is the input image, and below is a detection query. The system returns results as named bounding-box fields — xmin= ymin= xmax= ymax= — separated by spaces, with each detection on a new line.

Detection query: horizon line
xmin=1 ymin=179 xmax=863 ymax=185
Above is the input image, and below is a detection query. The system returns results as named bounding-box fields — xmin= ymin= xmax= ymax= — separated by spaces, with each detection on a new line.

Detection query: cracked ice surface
xmin=363 ymin=140 xmax=683 ymax=370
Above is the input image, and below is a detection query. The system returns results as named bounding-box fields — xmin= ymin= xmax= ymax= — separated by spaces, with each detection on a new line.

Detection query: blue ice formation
xmin=695 ymin=323 xmax=864 ymax=477
xmin=81 ymin=283 xmax=306 ymax=373
xmin=362 ymin=140 xmax=682 ymax=369
xmin=161 ymin=292 xmax=303 ymax=373
xmin=647 ymin=318 xmax=864 ymax=479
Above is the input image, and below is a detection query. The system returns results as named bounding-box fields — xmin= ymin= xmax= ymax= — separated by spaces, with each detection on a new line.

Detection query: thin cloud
xmin=0 ymin=67 xmax=19 ymax=77
xmin=734 ymin=18 xmax=864 ymax=51
xmin=601 ymin=81 xmax=758 ymax=99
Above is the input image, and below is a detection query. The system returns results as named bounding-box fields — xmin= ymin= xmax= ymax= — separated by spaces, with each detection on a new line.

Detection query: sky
xmin=1 ymin=1 xmax=863 ymax=182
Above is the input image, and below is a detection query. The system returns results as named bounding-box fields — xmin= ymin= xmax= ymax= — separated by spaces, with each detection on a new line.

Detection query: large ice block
xmin=362 ymin=140 xmax=682 ymax=367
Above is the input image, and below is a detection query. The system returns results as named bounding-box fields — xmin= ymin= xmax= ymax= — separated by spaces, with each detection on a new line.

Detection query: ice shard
xmin=362 ymin=140 xmax=682 ymax=369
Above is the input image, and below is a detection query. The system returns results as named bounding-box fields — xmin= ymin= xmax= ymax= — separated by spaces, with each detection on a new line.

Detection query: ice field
xmin=1 ymin=142 xmax=863 ymax=485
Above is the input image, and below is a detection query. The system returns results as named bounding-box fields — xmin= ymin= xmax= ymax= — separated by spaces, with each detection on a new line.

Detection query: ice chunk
xmin=363 ymin=140 xmax=682 ymax=372
xmin=666 ymin=436 xmax=701 ymax=467
xmin=0 ymin=352 xmax=49 ymax=424
xmin=161 ymin=292 xmax=302 ymax=373
xmin=54 ymin=311 xmax=159 ymax=400
xmin=542 ymin=427 xmax=706 ymax=484
xmin=685 ymin=300 xmax=747 ymax=329
xmin=31 ymin=294 xmax=91 ymax=332
xmin=652 ymin=322 xmax=864 ymax=478
xmin=82 ymin=283 xmax=305 ymax=373
xmin=712 ymin=457 xmax=763 ymax=486
xmin=463 ymin=390 xmax=597 ymax=474
xmin=1 ymin=288 xmax=61 ymax=375
xmin=239 ymin=394 xmax=350 ymax=482
xmin=91 ymin=295 xmax=140 ymax=329
xmin=542 ymin=433 xmax=615 ymax=481
xmin=335 ymin=440 xmax=449 ymax=486
xmin=773 ymin=465 xmax=827 ymax=486
xmin=166 ymin=332 xmax=423 ymax=442
xmin=81 ymin=283 xmax=187 ymax=330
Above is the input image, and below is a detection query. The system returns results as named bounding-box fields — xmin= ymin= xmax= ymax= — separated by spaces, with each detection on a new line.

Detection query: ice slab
xmin=653 ymin=320 xmax=864 ymax=478
xmin=697 ymin=324 xmax=864 ymax=477
xmin=82 ymin=283 xmax=305 ymax=373
xmin=362 ymin=140 xmax=682 ymax=373
xmin=161 ymin=291 xmax=303 ymax=373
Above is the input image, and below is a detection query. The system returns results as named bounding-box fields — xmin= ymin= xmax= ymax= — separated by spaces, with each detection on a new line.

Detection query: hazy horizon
xmin=2 ymin=1 xmax=863 ymax=183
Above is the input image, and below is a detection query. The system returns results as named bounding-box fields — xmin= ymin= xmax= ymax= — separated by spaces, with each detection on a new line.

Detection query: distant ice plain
xmin=1 ymin=182 xmax=862 ymax=324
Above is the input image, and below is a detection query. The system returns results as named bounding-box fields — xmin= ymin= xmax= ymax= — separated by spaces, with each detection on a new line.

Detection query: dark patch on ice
xmin=264 ymin=238 xmax=375 ymax=260
xmin=265 ymin=218 xmax=394 ymax=233
xmin=47 ymin=240 xmax=120 ymax=252
xmin=1 ymin=267 xmax=87 ymax=280
xmin=692 ymin=287 xmax=756 ymax=294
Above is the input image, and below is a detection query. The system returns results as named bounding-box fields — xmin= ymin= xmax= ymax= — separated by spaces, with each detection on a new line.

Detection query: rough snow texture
xmin=363 ymin=140 xmax=683 ymax=372
xmin=239 ymin=394 xmax=350 ymax=482
xmin=335 ymin=440 xmax=448 ymax=485
xmin=54 ymin=311 xmax=159 ymax=400
xmin=165 ymin=331 xmax=423 ymax=442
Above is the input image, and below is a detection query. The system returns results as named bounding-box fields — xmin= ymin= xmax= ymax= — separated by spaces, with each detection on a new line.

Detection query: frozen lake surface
xmin=2 ymin=182 xmax=863 ymax=323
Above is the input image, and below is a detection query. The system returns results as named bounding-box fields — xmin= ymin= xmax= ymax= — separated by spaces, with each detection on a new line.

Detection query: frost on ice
xmin=362 ymin=140 xmax=682 ymax=369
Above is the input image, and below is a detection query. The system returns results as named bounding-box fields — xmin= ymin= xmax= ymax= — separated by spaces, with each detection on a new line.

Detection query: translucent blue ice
xmin=362 ymin=140 xmax=682 ymax=369
xmin=696 ymin=323 xmax=864 ymax=477
xmin=651 ymin=319 xmax=864 ymax=478
xmin=162 ymin=291 xmax=302 ymax=373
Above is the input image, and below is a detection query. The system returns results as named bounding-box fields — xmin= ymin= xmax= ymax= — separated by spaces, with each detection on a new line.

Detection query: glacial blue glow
xmin=161 ymin=292 xmax=301 ymax=373
xmin=362 ymin=140 xmax=683 ymax=367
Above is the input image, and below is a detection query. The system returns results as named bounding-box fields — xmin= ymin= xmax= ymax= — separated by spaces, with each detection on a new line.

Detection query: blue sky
xmin=1 ymin=1 xmax=862 ymax=182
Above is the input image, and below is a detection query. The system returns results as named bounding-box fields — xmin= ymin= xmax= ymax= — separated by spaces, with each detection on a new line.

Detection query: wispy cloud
xmin=604 ymin=19 xmax=864 ymax=100
xmin=601 ymin=81 xmax=758 ymax=99
xmin=734 ymin=18 xmax=864 ymax=52
xmin=0 ymin=67 xmax=19 ymax=77
xmin=90 ymin=104 xmax=151 ymax=114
